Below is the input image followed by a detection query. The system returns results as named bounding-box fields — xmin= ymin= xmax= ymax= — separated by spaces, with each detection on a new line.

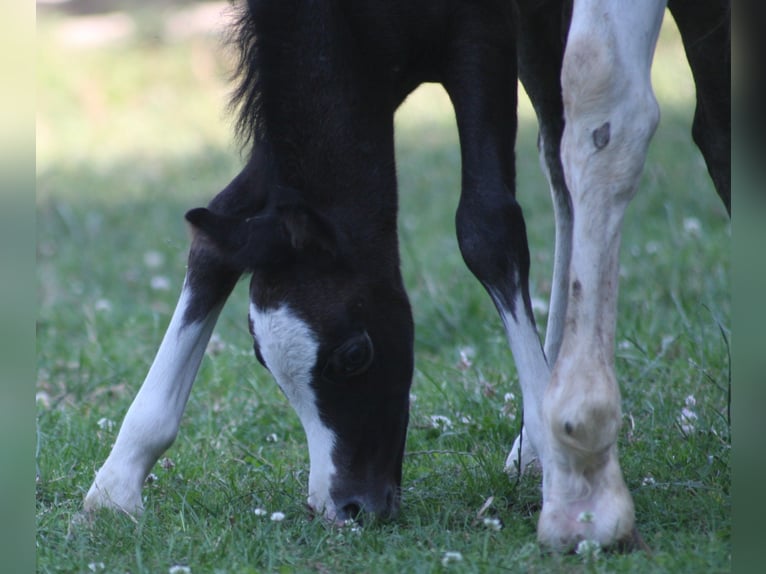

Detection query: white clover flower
xmin=482 ymin=517 xmax=502 ymax=531
xmin=679 ymin=407 xmax=697 ymax=433
xmin=429 ymin=415 xmax=453 ymax=431
xmin=576 ymin=511 xmax=594 ymax=524
xmin=681 ymin=407 xmax=697 ymax=421
xmin=253 ymin=507 xmax=267 ymax=516
xmin=266 ymin=433 xmax=279 ymax=443
xmin=457 ymin=347 xmax=475 ymax=370
xmin=143 ymin=250 xmax=165 ymax=269
xmin=645 ymin=240 xmax=661 ymax=254
xmin=501 ymin=393 xmax=517 ymax=419
xmin=270 ymin=511 xmax=285 ymax=522
xmin=341 ymin=519 xmax=362 ymax=534
xmin=660 ymin=335 xmax=675 ymax=352
xmin=150 ymin=275 xmax=172 ymax=291
xmin=206 ymin=333 xmax=226 ymax=355
xmin=441 ymin=551 xmax=463 ymax=566
xmin=169 ymin=566 xmax=191 ymax=574
xmin=642 ymin=476 xmax=656 ymax=486
xmin=683 ymin=217 xmax=702 ymax=236
xmin=36 ymin=391 xmax=51 ymax=409
xmin=575 ymin=539 xmax=601 ymax=560
xmin=97 ymin=418 xmax=115 ymax=431
xmin=145 ymin=473 xmax=158 ymax=484
xmin=88 ymin=563 xmax=105 ymax=572
xmin=679 ymin=394 xmax=698 ymax=434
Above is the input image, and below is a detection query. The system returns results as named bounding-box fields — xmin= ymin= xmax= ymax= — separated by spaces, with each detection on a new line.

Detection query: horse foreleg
xmin=82 ymin=172 xmax=254 ymax=515
xmin=443 ymin=4 xmax=551 ymax=478
xmin=506 ymin=0 xmax=574 ymax=476
xmin=668 ymin=0 xmax=730 ymax=214
xmin=537 ymin=0 xmax=666 ymax=551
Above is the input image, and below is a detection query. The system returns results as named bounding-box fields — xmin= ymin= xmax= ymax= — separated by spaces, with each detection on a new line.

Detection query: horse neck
xmin=249 ymin=0 xmax=406 ymax=266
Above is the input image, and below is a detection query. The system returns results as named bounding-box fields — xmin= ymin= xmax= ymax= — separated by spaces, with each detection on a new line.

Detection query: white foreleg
xmin=505 ymin=134 xmax=573 ymax=476
xmin=83 ymin=280 xmax=222 ymax=514
xmin=495 ymin=289 xmax=550 ymax=476
xmin=537 ymin=0 xmax=666 ymax=551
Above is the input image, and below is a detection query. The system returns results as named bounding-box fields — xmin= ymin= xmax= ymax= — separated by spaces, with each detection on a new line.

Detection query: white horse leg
xmin=537 ymin=0 xmax=666 ymax=551
xmin=504 ymin=135 xmax=572 ymax=476
xmin=83 ymin=279 xmax=225 ymax=514
xmin=83 ymin=169 xmax=252 ymax=515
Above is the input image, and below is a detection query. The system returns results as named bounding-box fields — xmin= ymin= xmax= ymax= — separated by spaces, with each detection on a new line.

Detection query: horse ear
xmin=186 ymin=208 xmax=291 ymax=270
xmin=185 ymin=205 xmax=337 ymax=271
xmin=278 ymin=205 xmax=338 ymax=256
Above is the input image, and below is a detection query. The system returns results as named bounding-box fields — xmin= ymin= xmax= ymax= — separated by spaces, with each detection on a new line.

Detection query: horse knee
xmin=560 ymin=33 xmax=660 ymax=206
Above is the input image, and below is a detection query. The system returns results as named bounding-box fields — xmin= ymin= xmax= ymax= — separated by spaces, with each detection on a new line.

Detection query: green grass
xmin=37 ymin=4 xmax=730 ymax=573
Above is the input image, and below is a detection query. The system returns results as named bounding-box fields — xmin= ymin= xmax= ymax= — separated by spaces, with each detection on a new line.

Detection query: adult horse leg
xmin=537 ymin=0 xmax=666 ymax=551
xmin=506 ymin=0 xmax=574 ymax=475
xmin=667 ymin=0 xmax=731 ymax=213
xmin=443 ymin=5 xmax=551 ymax=477
xmin=83 ymin=165 xmax=262 ymax=514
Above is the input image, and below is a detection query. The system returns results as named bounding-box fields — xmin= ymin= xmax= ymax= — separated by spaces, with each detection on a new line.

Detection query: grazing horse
xmin=83 ymin=0 xmax=730 ymax=551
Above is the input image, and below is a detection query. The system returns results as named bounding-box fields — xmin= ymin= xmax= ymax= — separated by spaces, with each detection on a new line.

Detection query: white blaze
xmin=249 ymin=303 xmax=339 ymax=519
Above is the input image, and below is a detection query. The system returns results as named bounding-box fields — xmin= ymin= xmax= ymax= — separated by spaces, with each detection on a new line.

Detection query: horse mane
xmin=226 ymin=0 xmax=264 ymax=152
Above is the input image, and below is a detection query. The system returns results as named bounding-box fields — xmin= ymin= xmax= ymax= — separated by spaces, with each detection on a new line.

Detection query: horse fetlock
xmin=83 ymin=459 xmax=146 ymax=516
xmin=537 ymin=359 xmax=634 ymax=550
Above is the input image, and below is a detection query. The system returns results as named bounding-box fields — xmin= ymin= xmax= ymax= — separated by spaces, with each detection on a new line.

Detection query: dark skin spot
xmin=571 ymin=279 xmax=582 ymax=302
xmin=592 ymin=122 xmax=611 ymax=150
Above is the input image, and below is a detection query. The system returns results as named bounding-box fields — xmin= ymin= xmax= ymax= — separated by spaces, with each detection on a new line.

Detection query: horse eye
xmin=323 ymin=332 xmax=374 ymax=381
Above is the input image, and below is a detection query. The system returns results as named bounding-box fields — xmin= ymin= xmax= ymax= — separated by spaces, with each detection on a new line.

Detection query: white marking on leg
xmin=84 ymin=280 xmax=222 ymax=514
xmin=249 ymin=303 xmax=339 ymax=520
xmin=537 ymin=0 xmax=665 ymax=550
xmin=505 ymin=426 xmax=540 ymax=477
xmin=491 ymin=287 xmax=550 ymax=474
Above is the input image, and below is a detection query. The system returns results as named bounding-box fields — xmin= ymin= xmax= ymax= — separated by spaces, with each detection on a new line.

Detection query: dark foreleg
xmin=443 ymin=6 xmax=550 ymax=470
xmin=516 ymin=0 xmax=573 ymax=366
xmin=668 ymin=0 xmax=731 ymax=214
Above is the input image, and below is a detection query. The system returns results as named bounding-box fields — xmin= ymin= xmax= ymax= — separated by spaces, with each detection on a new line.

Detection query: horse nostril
xmin=336 ymin=487 xmax=399 ymax=523
xmin=339 ymin=501 xmax=362 ymax=521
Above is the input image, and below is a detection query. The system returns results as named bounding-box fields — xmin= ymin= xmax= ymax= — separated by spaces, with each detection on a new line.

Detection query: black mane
xmin=227 ymin=0 xmax=263 ymax=151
